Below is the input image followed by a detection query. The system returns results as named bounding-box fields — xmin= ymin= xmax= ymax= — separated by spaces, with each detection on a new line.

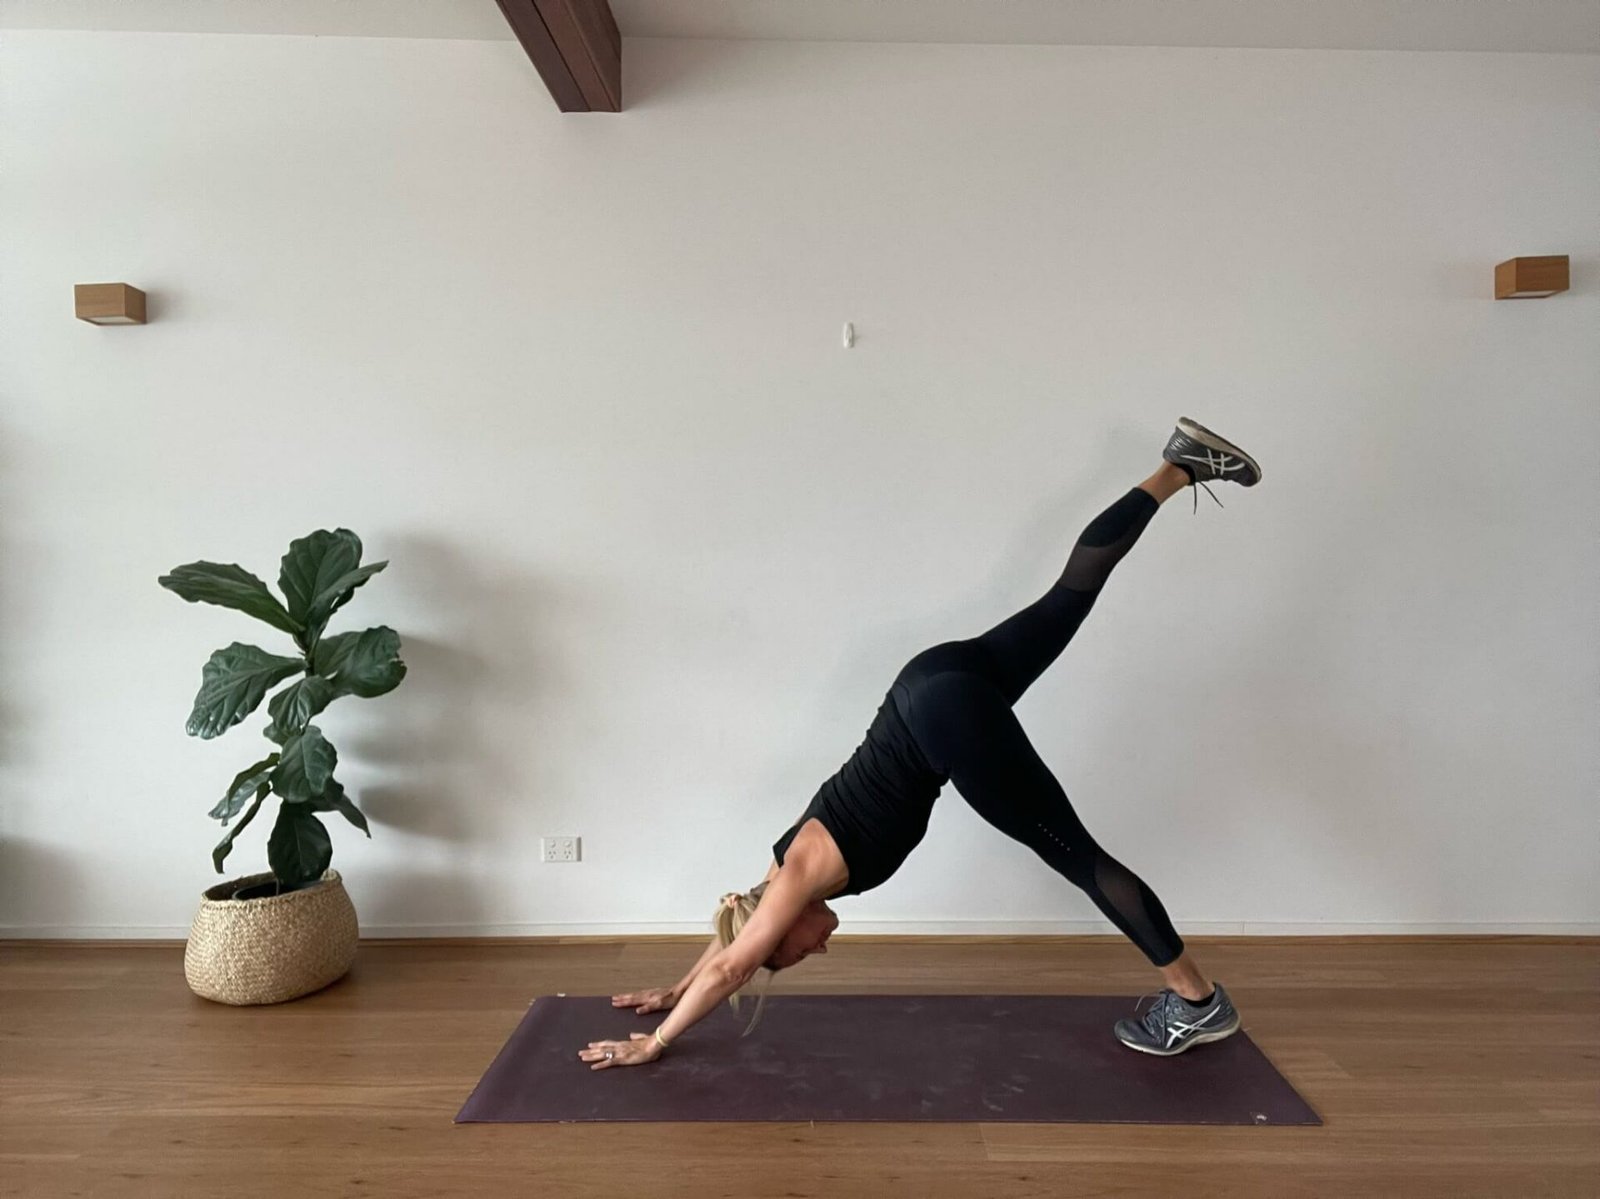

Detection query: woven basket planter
xmin=184 ymin=869 xmax=359 ymax=1005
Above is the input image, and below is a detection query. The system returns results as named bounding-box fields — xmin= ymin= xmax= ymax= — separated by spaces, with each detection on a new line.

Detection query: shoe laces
xmin=1132 ymin=987 xmax=1181 ymax=1033
xmin=1189 ymin=478 xmax=1224 ymax=514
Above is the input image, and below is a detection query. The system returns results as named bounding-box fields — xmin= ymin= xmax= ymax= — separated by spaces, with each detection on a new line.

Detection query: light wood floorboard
xmin=2 ymin=937 xmax=1595 ymax=1198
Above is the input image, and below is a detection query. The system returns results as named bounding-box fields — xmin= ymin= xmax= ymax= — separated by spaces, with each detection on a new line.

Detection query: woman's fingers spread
xmin=579 ymin=1035 xmax=650 ymax=1070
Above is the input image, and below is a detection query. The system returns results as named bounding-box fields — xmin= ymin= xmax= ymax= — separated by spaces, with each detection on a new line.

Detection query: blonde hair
xmin=713 ymin=880 xmax=777 ymax=1036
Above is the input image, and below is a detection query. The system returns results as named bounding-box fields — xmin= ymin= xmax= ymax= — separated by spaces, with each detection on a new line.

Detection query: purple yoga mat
xmin=456 ymin=994 xmax=1321 ymax=1125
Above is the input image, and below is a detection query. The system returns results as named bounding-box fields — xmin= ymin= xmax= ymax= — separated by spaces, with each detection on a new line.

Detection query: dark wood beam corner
xmin=495 ymin=0 xmax=621 ymax=112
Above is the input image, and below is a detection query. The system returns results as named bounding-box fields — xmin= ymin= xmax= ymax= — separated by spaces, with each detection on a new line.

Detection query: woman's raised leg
xmin=966 ymin=463 xmax=1188 ymax=705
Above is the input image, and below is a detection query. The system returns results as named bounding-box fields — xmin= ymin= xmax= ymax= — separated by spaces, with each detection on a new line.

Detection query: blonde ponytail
xmin=712 ymin=880 xmax=776 ymax=1036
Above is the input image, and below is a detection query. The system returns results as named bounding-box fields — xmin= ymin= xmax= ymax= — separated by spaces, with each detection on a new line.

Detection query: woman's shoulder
xmin=782 ymin=817 xmax=850 ymax=896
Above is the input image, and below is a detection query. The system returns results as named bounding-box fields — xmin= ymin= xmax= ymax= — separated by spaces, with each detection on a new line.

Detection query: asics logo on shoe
xmin=1180 ymin=450 xmax=1244 ymax=474
xmin=1165 ymin=1003 xmax=1226 ymax=1048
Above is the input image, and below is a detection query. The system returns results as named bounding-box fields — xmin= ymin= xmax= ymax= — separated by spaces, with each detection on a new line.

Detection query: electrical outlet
xmin=541 ymin=836 xmax=581 ymax=864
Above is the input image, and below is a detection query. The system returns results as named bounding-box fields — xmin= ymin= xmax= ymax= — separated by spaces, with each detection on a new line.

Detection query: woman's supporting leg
xmin=902 ymin=670 xmax=1188 ymax=970
xmin=1156 ymin=950 xmax=1213 ymax=1003
xmin=968 ymin=464 xmax=1188 ymax=706
xmin=1126 ymin=466 xmax=1222 ymax=1003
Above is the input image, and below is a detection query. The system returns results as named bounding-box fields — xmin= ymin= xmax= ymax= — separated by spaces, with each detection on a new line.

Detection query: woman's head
xmin=763 ymin=898 xmax=839 ymax=969
xmin=715 ymin=882 xmax=838 ymax=970
xmin=712 ymin=882 xmax=839 ymax=1034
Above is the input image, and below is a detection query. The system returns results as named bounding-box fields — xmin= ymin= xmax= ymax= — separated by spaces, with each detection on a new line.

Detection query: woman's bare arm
xmin=653 ymin=866 xmax=811 ymax=1037
xmin=610 ymin=936 xmax=717 ymax=1014
xmin=672 ymin=937 xmax=724 ymax=996
xmin=582 ymin=863 xmax=816 ymax=1069
xmin=611 ymin=860 xmax=782 ymax=1014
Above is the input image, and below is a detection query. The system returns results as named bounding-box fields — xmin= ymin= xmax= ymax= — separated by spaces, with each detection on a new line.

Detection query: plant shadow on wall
xmin=333 ymin=533 xmax=564 ymax=932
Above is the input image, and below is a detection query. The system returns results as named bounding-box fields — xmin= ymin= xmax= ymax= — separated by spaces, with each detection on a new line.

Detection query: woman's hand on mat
xmin=579 ymin=1032 xmax=663 ymax=1071
xmin=611 ymin=987 xmax=677 ymax=1014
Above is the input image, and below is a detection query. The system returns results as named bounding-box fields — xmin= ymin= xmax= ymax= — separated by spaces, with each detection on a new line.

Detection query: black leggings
xmin=892 ymin=487 xmax=1185 ymax=967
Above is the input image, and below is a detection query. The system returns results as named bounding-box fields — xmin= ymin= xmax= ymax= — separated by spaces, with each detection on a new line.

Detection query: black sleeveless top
xmin=771 ymin=683 xmax=946 ymax=897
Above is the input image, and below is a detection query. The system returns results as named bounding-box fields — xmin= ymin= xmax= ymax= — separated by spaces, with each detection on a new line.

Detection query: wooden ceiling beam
xmin=494 ymin=0 xmax=621 ymax=112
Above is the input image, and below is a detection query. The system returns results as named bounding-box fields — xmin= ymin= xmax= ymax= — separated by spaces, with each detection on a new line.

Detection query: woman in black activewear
xmin=581 ymin=418 xmax=1263 ymax=1070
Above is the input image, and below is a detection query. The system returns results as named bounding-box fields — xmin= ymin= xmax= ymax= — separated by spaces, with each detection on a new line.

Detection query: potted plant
xmin=159 ymin=528 xmax=406 ymax=1004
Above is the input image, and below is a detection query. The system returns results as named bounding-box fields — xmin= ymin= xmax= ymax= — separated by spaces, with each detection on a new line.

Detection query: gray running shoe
xmin=1163 ymin=418 xmax=1261 ymax=510
xmin=1113 ymin=981 xmax=1241 ymax=1056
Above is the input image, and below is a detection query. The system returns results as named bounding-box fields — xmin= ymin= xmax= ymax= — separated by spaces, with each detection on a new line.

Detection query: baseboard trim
xmin=4 ymin=919 xmax=1598 ymax=944
xmin=362 ymin=919 xmax=1600 ymax=939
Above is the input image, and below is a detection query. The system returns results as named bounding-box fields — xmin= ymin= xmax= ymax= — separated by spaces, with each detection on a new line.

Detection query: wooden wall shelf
xmin=1494 ymin=256 xmax=1569 ymax=299
xmin=75 ymin=283 xmax=147 ymax=324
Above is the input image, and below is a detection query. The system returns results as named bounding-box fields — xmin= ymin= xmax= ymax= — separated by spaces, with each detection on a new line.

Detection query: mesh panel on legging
xmin=969 ymin=487 xmax=1159 ymax=705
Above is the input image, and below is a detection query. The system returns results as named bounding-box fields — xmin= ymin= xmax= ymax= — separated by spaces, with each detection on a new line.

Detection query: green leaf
xmin=306 ymin=777 xmax=371 ymax=837
xmin=264 ymin=676 xmax=335 ymax=744
xmin=313 ymin=626 xmax=406 ymax=699
xmin=212 ymin=785 xmax=270 ymax=872
xmin=270 ymin=725 xmax=337 ymax=802
xmin=279 ymin=531 xmax=386 ymax=647
xmin=186 ymin=643 xmax=307 ymax=740
xmin=267 ymin=803 xmax=332 ymax=889
xmin=279 ymin=530 xmax=362 ymax=625
xmin=313 ymin=561 xmax=387 ymax=629
xmin=209 ymin=753 xmax=280 ymax=823
xmin=159 ymin=562 xmax=303 ymax=636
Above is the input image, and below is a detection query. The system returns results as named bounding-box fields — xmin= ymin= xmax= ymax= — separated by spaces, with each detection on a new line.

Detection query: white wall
xmin=1 ymin=31 xmax=1596 ymax=937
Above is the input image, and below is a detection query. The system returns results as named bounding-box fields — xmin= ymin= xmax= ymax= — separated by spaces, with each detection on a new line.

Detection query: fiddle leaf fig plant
xmin=160 ymin=529 xmax=405 ymax=893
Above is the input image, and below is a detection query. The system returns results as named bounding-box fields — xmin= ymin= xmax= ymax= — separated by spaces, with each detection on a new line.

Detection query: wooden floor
xmin=2 ymin=936 xmax=1595 ymax=1198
